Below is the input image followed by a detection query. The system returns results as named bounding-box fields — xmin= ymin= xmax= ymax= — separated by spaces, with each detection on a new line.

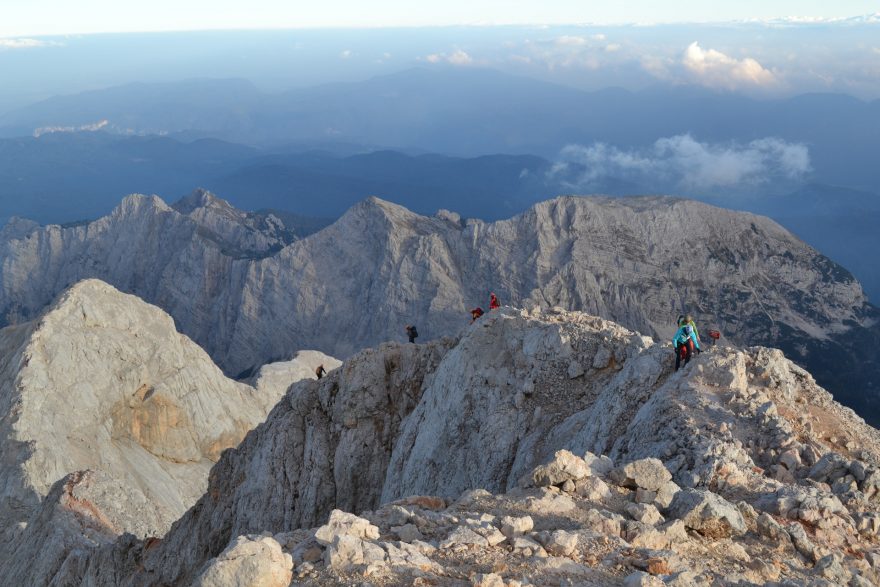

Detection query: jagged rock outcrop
xmin=0 ymin=192 xmax=876 ymax=421
xmin=249 ymin=350 xmax=342 ymax=399
xmin=24 ymin=306 xmax=880 ymax=585
xmin=0 ymin=279 xmax=338 ymax=576
xmin=171 ymin=188 xmax=298 ymax=258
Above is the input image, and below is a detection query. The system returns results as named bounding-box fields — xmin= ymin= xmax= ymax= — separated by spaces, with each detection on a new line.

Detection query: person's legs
xmin=675 ymin=345 xmax=683 ymax=371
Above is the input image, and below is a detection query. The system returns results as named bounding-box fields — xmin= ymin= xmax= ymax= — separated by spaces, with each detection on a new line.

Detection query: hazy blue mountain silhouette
xmin=0 ymin=129 xmax=877 ymax=301
xmin=2 ymin=68 xmax=878 ymax=190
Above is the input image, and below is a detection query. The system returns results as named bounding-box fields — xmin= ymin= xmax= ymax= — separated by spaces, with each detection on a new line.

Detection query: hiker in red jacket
xmin=489 ymin=293 xmax=500 ymax=310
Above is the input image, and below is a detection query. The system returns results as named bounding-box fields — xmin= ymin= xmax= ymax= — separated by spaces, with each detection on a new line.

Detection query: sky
xmin=1 ymin=0 xmax=879 ymax=37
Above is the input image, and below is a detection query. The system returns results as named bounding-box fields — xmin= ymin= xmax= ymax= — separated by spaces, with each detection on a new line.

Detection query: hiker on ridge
xmin=489 ymin=293 xmax=500 ymax=310
xmin=315 ymin=364 xmax=327 ymax=379
xmin=405 ymin=324 xmax=419 ymax=343
xmin=683 ymin=314 xmax=701 ymax=353
xmin=673 ymin=318 xmax=700 ymax=371
xmin=470 ymin=307 xmax=484 ymax=323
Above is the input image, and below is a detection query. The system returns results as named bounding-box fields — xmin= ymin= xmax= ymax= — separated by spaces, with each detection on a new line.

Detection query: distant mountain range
xmin=0 ymin=130 xmax=877 ymax=303
xmin=2 ymin=69 xmax=879 ymax=189
xmin=0 ymin=191 xmax=877 ymax=424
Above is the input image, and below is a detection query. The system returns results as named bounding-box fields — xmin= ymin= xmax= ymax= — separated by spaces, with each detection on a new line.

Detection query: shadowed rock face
xmin=17 ymin=307 xmax=880 ymax=585
xmin=0 ymin=192 xmax=876 ymax=420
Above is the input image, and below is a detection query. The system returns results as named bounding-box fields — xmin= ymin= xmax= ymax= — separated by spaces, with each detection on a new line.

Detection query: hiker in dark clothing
xmin=470 ymin=307 xmax=484 ymax=323
xmin=315 ymin=364 xmax=327 ymax=379
xmin=405 ymin=324 xmax=418 ymax=343
xmin=489 ymin=293 xmax=500 ymax=310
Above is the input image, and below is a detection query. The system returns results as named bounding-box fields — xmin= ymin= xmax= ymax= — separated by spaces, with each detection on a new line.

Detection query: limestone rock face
xmin=0 ymin=279 xmax=319 ymax=538
xmin=171 ymin=188 xmax=298 ymax=258
xmin=0 ymin=193 xmax=875 ymax=418
xmin=0 ymin=470 xmax=155 ymax=584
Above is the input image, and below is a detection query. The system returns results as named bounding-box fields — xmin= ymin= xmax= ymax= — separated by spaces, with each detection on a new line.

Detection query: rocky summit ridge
xmin=11 ymin=305 xmax=880 ymax=585
xmin=0 ymin=191 xmax=877 ymax=423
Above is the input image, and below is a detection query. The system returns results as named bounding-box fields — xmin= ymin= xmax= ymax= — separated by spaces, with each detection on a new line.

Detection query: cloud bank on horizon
xmin=0 ymin=38 xmax=60 ymax=50
xmin=552 ymin=135 xmax=812 ymax=192
xmin=1 ymin=16 xmax=879 ymax=116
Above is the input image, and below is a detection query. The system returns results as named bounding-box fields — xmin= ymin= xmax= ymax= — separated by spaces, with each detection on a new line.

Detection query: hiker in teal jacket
xmin=673 ymin=320 xmax=700 ymax=371
xmin=683 ymin=314 xmax=701 ymax=353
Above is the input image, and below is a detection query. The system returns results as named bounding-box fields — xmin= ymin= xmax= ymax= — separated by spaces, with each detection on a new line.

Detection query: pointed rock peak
xmin=55 ymin=278 xmax=122 ymax=299
xmin=360 ymin=196 xmax=412 ymax=214
xmin=336 ymin=196 xmax=432 ymax=231
xmin=173 ymin=188 xmax=236 ymax=215
xmin=51 ymin=278 xmax=135 ymax=305
xmin=113 ymin=193 xmax=172 ymax=217
xmin=39 ymin=278 xmax=177 ymax=336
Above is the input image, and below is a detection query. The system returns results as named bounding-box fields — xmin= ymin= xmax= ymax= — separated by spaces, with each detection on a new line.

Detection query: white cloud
xmin=448 ymin=49 xmax=473 ymax=65
xmin=552 ymin=134 xmax=811 ymax=191
xmin=749 ymin=13 xmax=880 ymax=26
xmin=555 ymin=35 xmax=588 ymax=46
xmin=425 ymin=49 xmax=473 ymax=65
xmin=34 ymin=119 xmax=109 ymax=138
xmin=682 ymin=42 xmax=777 ymax=89
xmin=0 ymin=38 xmax=57 ymax=50
xmin=554 ymin=34 xmax=607 ymax=47
xmin=605 ymin=43 xmax=621 ymax=52
xmin=340 ymin=49 xmax=352 ymax=59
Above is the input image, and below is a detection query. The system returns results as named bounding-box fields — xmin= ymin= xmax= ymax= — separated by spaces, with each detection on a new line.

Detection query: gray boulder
xmin=612 ymin=458 xmax=673 ymax=491
xmin=667 ymin=489 xmax=746 ymax=539
xmin=194 ymin=535 xmax=293 ymax=587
